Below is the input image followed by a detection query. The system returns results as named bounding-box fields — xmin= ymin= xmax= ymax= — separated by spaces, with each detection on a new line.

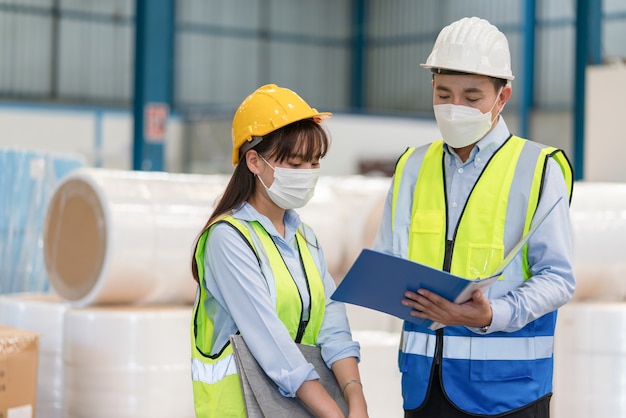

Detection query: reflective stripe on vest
xmin=402 ymin=331 xmax=554 ymax=360
xmin=391 ymin=137 xmax=573 ymax=414
xmin=191 ymin=355 xmax=238 ymax=384
xmin=190 ymin=216 xmax=326 ymax=417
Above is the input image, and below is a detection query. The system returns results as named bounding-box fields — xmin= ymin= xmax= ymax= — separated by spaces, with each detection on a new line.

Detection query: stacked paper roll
xmin=298 ymin=176 xmax=389 ymax=282
xmin=552 ymin=302 xmax=626 ymax=418
xmin=297 ymin=179 xmax=349 ymax=281
xmin=63 ymin=306 xmax=194 ymax=418
xmin=0 ymin=293 xmax=69 ymax=418
xmin=569 ymin=182 xmax=626 ymax=301
xmin=43 ymin=168 xmax=229 ymax=306
xmin=328 ymin=176 xmax=389 ymax=280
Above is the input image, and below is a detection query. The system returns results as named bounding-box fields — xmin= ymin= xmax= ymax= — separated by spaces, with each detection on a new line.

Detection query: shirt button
xmin=458 ymin=168 xmax=464 ymax=173
xmin=476 ymin=157 xmax=481 ymax=163
xmin=452 ymin=202 xmax=458 ymax=208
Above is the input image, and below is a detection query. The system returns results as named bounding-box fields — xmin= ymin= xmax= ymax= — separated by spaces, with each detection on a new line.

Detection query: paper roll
xmin=63 ymin=306 xmax=194 ymax=418
xmin=552 ymin=302 xmax=626 ymax=418
xmin=297 ymin=180 xmax=346 ymax=280
xmin=328 ymin=176 xmax=389 ymax=280
xmin=570 ymin=182 xmax=626 ymax=301
xmin=298 ymin=176 xmax=389 ymax=282
xmin=43 ymin=168 xmax=229 ymax=306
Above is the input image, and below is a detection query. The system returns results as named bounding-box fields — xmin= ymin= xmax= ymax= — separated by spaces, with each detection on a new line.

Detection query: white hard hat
xmin=421 ymin=17 xmax=514 ymax=81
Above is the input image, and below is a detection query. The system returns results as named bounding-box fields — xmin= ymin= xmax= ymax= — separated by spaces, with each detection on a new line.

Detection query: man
xmin=373 ymin=17 xmax=574 ymax=417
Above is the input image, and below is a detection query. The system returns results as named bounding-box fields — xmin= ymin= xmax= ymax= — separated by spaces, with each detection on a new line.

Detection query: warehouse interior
xmin=1 ymin=1 xmax=626 ymax=417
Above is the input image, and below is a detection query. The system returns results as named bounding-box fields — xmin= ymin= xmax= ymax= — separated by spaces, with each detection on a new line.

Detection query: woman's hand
xmin=297 ymin=379 xmax=345 ymax=418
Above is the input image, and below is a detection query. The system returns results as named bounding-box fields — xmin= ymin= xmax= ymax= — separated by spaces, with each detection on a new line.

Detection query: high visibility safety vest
xmin=190 ymin=216 xmax=327 ymax=418
xmin=391 ymin=136 xmax=573 ymax=415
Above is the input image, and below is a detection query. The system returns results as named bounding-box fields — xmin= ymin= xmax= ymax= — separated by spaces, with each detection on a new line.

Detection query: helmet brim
xmin=420 ymin=63 xmax=515 ymax=81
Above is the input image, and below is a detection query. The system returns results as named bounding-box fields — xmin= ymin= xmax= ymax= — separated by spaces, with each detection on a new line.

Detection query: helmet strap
xmin=239 ymin=136 xmax=264 ymax=160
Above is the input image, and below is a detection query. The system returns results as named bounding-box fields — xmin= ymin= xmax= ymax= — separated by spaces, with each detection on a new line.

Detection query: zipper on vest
xmin=434 ymin=329 xmax=444 ymax=365
xmin=295 ymin=320 xmax=308 ymax=343
xmin=435 ymin=239 xmax=454 ymax=366
xmin=443 ymin=240 xmax=454 ymax=273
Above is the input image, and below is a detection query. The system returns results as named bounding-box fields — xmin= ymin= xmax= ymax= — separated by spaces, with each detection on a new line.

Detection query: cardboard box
xmin=0 ymin=324 xmax=38 ymax=418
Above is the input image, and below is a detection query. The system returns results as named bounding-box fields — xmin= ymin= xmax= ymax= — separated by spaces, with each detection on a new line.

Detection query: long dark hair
xmin=191 ymin=118 xmax=330 ymax=282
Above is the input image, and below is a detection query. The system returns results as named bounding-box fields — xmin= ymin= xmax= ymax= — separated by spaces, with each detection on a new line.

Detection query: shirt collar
xmin=232 ymin=202 xmax=300 ymax=239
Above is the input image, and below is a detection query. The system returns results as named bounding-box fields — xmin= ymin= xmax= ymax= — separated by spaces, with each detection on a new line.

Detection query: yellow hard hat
xmin=231 ymin=84 xmax=332 ymax=165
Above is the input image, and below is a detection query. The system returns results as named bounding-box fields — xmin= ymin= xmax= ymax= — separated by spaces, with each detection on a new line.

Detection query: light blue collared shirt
xmin=201 ymin=202 xmax=359 ymax=397
xmin=374 ymin=118 xmax=575 ymax=333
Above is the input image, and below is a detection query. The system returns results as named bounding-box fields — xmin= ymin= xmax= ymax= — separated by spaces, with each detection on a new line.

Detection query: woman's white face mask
xmin=433 ymin=88 xmax=503 ymax=149
xmin=258 ymin=156 xmax=320 ymax=210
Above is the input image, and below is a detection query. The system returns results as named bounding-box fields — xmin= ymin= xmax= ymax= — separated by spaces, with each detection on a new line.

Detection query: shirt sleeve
xmin=488 ymin=158 xmax=576 ymax=333
xmin=204 ymin=223 xmax=318 ymax=397
xmin=372 ymin=180 xmax=395 ymax=254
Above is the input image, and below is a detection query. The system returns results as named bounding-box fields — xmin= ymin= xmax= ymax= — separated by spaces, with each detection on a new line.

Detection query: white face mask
xmin=258 ymin=156 xmax=320 ymax=210
xmin=433 ymin=90 xmax=502 ymax=149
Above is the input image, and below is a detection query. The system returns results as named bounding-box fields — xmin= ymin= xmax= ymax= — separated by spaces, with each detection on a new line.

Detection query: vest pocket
xmin=465 ymin=243 xmax=505 ymax=278
xmin=409 ymin=210 xmax=445 ymax=263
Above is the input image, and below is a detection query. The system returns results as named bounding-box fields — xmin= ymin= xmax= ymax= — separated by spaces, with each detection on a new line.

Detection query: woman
xmin=190 ymin=84 xmax=368 ymax=418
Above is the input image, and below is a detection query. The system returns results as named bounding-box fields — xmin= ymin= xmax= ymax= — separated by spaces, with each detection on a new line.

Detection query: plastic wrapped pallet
xmin=0 ymin=148 xmax=85 ymax=294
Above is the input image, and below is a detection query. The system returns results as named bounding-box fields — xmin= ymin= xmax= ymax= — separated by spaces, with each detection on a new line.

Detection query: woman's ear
xmin=245 ymin=150 xmax=260 ymax=175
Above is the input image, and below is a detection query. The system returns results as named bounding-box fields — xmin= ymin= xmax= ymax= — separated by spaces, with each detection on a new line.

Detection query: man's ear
xmin=500 ymin=84 xmax=513 ymax=107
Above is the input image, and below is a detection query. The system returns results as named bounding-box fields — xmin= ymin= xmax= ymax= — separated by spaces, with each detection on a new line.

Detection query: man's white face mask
xmin=433 ymin=89 xmax=503 ymax=149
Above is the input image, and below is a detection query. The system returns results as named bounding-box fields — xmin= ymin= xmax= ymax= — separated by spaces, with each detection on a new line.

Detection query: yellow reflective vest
xmin=190 ymin=216 xmax=326 ymax=417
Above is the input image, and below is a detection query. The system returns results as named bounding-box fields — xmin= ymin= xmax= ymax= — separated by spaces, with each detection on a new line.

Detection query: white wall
xmin=0 ymin=102 xmax=583 ymax=178
xmin=584 ymin=64 xmax=626 ymax=181
xmin=323 ymin=114 xmax=440 ymax=175
xmin=0 ymin=104 xmax=441 ymax=177
xmin=0 ymin=104 xmax=184 ymax=172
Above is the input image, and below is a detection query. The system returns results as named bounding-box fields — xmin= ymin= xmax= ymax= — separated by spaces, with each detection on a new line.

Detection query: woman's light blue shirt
xmin=201 ymin=202 xmax=360 ymax=397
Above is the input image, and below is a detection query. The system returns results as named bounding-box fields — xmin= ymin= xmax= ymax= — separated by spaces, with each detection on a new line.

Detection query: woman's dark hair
xmin=191 ymin=118 xmax=330 ymax=282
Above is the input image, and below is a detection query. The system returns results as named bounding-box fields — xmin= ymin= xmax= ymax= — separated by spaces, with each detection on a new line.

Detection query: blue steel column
xmin=350 ymin=0 xmax=366 ymax=111
xmin=132 ymin=0 xmax=175 ymax=171
xmin=573 ymin=0 xmax=601 ymax=180
xmin=588 ymin=0 xmax=603 ymax=66
xmin=519 ymin=0 xmax=536 ymax=139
